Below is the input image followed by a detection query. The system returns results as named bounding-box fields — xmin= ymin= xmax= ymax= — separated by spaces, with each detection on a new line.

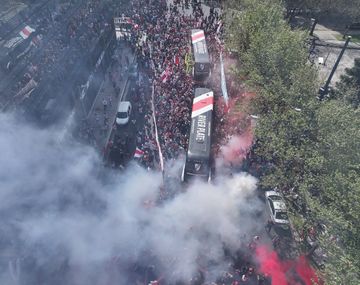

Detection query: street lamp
xmin=318 ymin=36 xmax=351 ymax=100
xmin=309 ymin=18 xmax=317 ymax=36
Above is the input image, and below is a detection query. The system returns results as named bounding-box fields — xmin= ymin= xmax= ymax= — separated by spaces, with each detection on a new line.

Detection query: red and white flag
xmin=134 ymin=147 xmax=144 ymax=158
xmin=19 ymin=25 xmax=35 ymax=39
xmin=160 ymin=67 xmax=171 ymax=83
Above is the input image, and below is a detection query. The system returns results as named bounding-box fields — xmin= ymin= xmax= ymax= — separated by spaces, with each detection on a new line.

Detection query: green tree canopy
xmin=225 ymin=0 xmax=360 ymax=283
xmin=334 ymin=58 xmax=360 ymax=109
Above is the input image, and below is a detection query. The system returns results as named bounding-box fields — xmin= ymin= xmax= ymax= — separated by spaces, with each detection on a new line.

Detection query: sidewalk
xmin=311 ymin=24 xmax=360 ymax=84
xmin=86 ymin=43 xmax=135 ymax=153
xmin=314 ymin=24 xmax=360 ymax=48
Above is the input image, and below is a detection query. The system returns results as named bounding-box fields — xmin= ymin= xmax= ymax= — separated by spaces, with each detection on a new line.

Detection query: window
xmin=275 ymin=211 xmax=288 ymax=220
xmin=186 ymin=161 xmax=208 ymax=175
xmin=117 ymin=112 xmax=128 ymax=119
xmin=268 ymin=199 xmax=275 ymax=214
xmin=269 ymin=195 xmax=282 ymax=201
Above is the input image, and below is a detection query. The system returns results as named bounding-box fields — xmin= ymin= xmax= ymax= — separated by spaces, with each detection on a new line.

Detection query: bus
xmin=191 ymin=29 xmax=211 ymax=83
xmin=181 ymin=88 xmax=214 ymax=182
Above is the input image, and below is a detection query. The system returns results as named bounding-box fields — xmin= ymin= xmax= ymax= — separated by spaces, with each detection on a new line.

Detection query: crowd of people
xmin=115 ymin=0 xmax=224 ymax=169
xmin=100 ymin=0 xmax=249 ymax=172
xmin=137 ymin=234 xmax=272 ymax=285
xmin=8 ymin=0 xmax=114 ymax=109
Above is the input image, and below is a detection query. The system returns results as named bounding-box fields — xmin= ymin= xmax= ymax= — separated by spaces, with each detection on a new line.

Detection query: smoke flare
xmin=256 ymin=245 xmax=320 ymax=285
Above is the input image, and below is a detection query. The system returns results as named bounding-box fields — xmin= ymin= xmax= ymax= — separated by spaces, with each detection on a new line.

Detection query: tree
xmin=333 ymin=58 xmax=360 ymax=109
xmin=225 ymin=0 xmax=360 ymax=283
xmin=314 ymin=102 xmax=360 ymax=254
xmin=224 ymin=0 xmax=285 ymax=54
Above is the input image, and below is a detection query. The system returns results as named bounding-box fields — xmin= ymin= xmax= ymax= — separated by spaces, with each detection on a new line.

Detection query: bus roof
xmin=191 ymin=29 xmax=210 ymax=64
xmin=187 ymin=88 xmax=213 ymax=161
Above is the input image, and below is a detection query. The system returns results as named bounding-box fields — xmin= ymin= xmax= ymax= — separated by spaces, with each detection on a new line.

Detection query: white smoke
xmin=0 ymin=113 xmax=262 ymax=284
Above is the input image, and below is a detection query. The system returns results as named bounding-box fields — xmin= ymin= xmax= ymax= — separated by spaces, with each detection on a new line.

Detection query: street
xmin=0 ymin=1 xmax=347 ymax=285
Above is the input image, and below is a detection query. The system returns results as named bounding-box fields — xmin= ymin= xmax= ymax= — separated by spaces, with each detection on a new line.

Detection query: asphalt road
xmin=84 ymin=42 xmax=135 ymax=152
xmin=0 ymin=0 xmax=87 ymax=110
xmin=107 ymin=63 xmax=150 ymax=167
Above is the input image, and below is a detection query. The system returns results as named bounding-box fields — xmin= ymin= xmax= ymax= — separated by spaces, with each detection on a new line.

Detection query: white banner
xmin=220 ymin=52 xmax=229 ymax=106
xmin=151 ymin=84 xmax=164 ymax=172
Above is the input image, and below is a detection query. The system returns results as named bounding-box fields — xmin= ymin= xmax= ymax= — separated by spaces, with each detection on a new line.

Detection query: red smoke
xmin=220 ymin=130 xmax=253 ymax=164
xmin=216 ymin=90 xmax=257 ymax=165
xmin=256 ymin=245 xmax=321 ymax=285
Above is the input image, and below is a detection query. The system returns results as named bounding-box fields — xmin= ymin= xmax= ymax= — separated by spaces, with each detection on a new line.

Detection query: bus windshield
xmin=186 ymin=161 xmax=209 ymax=176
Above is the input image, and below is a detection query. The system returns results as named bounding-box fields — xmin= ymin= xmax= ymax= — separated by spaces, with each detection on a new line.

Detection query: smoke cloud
xmin=256 ymin=245 xmax=320 ymax=285
xmin=0 ymin=113 xmax=263 ymax=284
xmin=218 ymin=129 xmax=254 ymax=167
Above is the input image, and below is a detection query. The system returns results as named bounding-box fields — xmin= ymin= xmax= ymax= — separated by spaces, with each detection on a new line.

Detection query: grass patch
xmin=334 ymin=34 xmax=360 ymax=43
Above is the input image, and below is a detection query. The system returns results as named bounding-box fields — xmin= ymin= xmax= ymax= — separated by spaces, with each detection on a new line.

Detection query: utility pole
xmin=318 ymin=36 xmax=351 ymax=100
xmin=309 ymin=18 xmax=317 ymax=36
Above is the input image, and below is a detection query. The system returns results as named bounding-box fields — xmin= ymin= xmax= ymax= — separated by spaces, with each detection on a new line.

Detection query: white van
xmin=116 ymin=101 xmax=132 ymax=125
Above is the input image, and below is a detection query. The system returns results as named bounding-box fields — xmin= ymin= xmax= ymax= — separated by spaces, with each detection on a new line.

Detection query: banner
xmin=151 ymin=84 xmax=164 ymax=172
xmin=220 ymin=52 xmax=229 ymax=106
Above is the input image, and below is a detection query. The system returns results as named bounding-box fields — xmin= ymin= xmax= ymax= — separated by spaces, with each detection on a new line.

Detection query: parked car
xmin=265 ymin=190 xmax=290 ymax=225
xmin=116 ymin=101 xmax=132 ymax=125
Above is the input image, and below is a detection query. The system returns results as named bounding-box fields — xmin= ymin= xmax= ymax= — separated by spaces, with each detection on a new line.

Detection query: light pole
xmin=318 ymin=36 xmax=351 ymax=100
xmin=309 ymin=18 xmax=317 ymax=36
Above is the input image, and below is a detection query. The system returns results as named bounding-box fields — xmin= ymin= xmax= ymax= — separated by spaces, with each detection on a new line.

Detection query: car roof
xmin=273 ymin=201 xmax=287 ymax=211
xmin=117 ymin=101 xmax=131 ymax=112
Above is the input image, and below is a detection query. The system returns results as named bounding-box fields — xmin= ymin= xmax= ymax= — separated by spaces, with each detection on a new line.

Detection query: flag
xmin=134 ymin=147 xmax=144 ymax=158
xmin=160 ymin=67 xmax=171 ymax=83
xmin=174 ymin=55 xmax=180 ymax=65
xmin=216 ymin=20 xmax=223 ymax=34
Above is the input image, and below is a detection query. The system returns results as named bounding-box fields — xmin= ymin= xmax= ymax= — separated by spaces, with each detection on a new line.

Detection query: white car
xmin=265 ymin=190 xmax=289 ymax=225
xmin=116 ymin=101 xmax=132 ymax=125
